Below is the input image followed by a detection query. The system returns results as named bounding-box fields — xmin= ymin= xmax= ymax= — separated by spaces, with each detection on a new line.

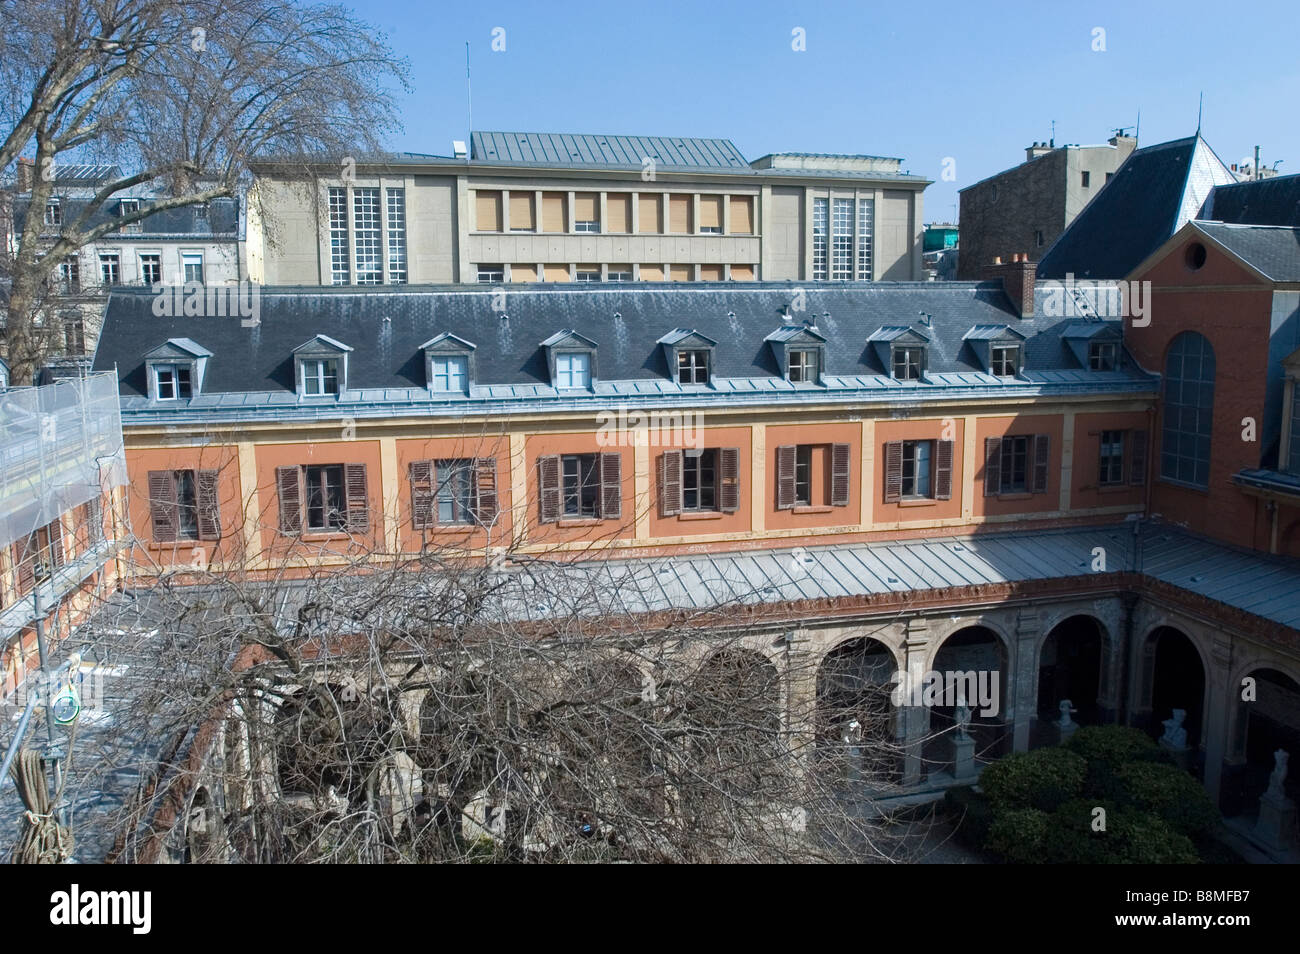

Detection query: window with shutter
xmin=196 ymin=470 xmax=221 ymax=541
xmin=148 ymin=470 xmax=179 ymax=542
xmin=935 ymin=440 xmax=954 ymax=500
xmin=344 ymin=463 xmax=369 ymax=532
xmin=884 ymin=441 xmax=903 ymax=503
xmin=277 ymin=466 xmax=303 ymax=534
xmin=831 ymin=443 xmax=852 ymax=507
xmin=476 ymin=458 xmax=499 ymax=523
xmin=538 ymin=455 xmax=560 ymax=524
xmin=1032 ymin=435 xmax=1051 ymax=494
xmin=983 ymin=438 xmax=1002 ymax=497
xmin=14 ymin=539 xmax=33 ymax=595
xmin=668 ymin=194 xmax=692 ymax=233
xmin=47 ymin=520 xmax=63 ymax=569
xmin=660 ymin=450 xmax=682 ymax=516
xmin=776 ymin=445 xmax=796 ymax=510
xmin=719 ymin=448 xmax=740 ymax=513
xmin=541 ymin=192 xmax=566 ymax=233
xmin=1129 ymin=429 xmax=1148 ymax=486
xmin=600 ymin=453 xmax=622 ymax=519
xmin=409 ymin=460 xmax=434 ymax=530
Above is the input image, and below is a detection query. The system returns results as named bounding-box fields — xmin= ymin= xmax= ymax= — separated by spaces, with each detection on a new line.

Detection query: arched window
xmin=1160 ymin=332 xmax=1215 ymax=487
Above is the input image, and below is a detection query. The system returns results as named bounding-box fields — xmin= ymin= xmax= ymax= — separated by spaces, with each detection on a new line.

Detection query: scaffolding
xmin=0 ymin=371 xmax=127 ymax=553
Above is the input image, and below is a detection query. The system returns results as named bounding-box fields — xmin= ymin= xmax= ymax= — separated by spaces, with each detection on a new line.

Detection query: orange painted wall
xmin=766 ymin=422 xmax=862 ymax=531
xmin=395 ymin=434 xmax=514 ymax=551
xmin=973 ymin=414 xmax=1064 ymax=518
xmin=872 ymin=417 xmax=965 ymax=524
xmin=647 ymin=426 xmax=753 ymax=538
xmin=125 ymin=444 xmax=244 ymax=570
xmin=1070 ymin=410 xmax=1151 ymax=511
xmin=524 ymin=432 xmax=634 ymax=547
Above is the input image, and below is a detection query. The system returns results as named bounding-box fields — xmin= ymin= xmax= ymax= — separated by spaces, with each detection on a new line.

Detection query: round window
xmin=1185 ymin=242 xmax=1207 ymax=270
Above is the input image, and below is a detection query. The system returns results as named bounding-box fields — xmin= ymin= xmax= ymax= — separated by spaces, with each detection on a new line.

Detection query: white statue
xmin=1160 ymin=708 xmax=1188 ymax=749
xmin=954 ymin=694 xmax=972 ymax=741
xmin=1057 ymin=699 xmax=1077 ymax=729
xmin=1268 ymin=749 xmax=1290 ymax=797
xmin=841 ymin=719 xmax=863 ymax=746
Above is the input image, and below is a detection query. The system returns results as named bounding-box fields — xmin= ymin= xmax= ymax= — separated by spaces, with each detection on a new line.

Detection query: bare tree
xmin=0 ymin=0 xmax=410 ymax=382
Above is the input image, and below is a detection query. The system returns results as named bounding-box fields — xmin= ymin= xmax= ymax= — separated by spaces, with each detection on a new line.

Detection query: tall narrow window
xmin=57 ymin=258 xmax=79 ymax=292
xmin=63 ymin=317 xmax=85 ymax=356
xmin=561 ymin=454 xmax=601 ymax=517
xmin=902 ymin=440 xmax=933 ymax=497
xmin=386 ymin=187 xmax=407 ymax=284
xmin=1160 ymin=331 xmax=1215 ymax=488
xmin=139 ymin=253 xmax=161 ymax=285
xmin=353 ymin=187 xmax=382 ymax=284
xmin=182 ymin=251 xmax=204 ymax=284
xmin=435 ymin=460 xmax=476 ymax=524
xmin=999 ymin=436 xmax=1029 ymax=493
xmin=45 ymin=201 xmax=62 ymax=227
xmin=99 ymin=253 xmax=120 ymax=285
xmin=328 ymin=187 xmax=350 ymax=284
xmin=793 ymin=445 xmax=812 ymax=506
xmin=856 ymin=198 xmax=874 ymax=280
xmin=305 ymin=465 xmax=346 ymax=531
xmin=831 ymin=198 xmax=853 ymax=280
xmin=812 ymin=197 xmax=828 ymax=280
xmin=1099 ymin=430 xmax=1125 ymax=485
xmin=682 ymin=449 xmax=718 ymax=512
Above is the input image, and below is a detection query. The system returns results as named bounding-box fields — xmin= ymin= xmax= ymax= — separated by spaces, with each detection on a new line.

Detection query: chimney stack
xmin=982 ymin=253 xmax=1037 ymax=318
xmin=1025 ymin=141 xmax=1053 ymax=162
xmin=15 ymin=157 xmax=34 ymax=193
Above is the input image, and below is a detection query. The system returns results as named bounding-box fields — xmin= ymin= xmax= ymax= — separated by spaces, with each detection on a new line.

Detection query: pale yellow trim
xmin=751 ymin=423 xmax=766 ymax=532
xmin=236 ymin=441 xmax=263 ymax=570
xmin=1059 ymin=411 xmax=1075 ymax=512
xmin=634 ymin=426 xmax=651 ymax=541
xmin=379 ymin=436 xmax=400 ymax=552
xmin=859 ymin=419 xmax=874 ymax=527
xmin=509 ymin=432 xmax=528 ymax=547
xmin=961 ymin=415 xmax=977 ymax=519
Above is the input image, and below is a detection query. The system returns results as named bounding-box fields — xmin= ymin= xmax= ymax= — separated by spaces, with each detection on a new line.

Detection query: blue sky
xmin=356 ymin=0 xmax=1300 ymax=223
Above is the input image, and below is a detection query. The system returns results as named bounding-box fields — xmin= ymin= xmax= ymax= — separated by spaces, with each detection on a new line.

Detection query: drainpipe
xmin=1267 ymin=499 xmax=1279 ymax=554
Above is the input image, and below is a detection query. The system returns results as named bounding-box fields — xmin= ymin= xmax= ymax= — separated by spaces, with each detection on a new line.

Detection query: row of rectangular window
xmin=146 ymin=432 xmax=1149 ymax=544
xmin=66 ymin=250 xmax=206 ymax=287
xmin=474 ymin=191 xmax=755 ymax=236
xmin=475 ymin=263 xmax=758 ymax=283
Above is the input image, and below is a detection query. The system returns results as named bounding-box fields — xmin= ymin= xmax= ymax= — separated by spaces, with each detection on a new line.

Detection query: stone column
xmin=1095 ymin=595 xmax=1130 ymax=724
xmin=1011 ymin=608 xmax=1042 ymax=752
xmin=899 ymin=618 xmax=931 ymax=786
xmin=1203 ymin=636 xmax=1236 ymax=811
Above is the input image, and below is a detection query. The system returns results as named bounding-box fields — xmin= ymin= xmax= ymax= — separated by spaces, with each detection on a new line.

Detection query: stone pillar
xmin=1095 ymin=596 xmax=1130 ymax=724
xmin=780 ymin=629 xmax=818 ymax=780
xmin=1011 ymin=609 xmax=1042 ymax=752
xmin=1202 ymin=636 xmax=1233 ymax=802
xmin=899 ymin=618 xmax=931 ymax=786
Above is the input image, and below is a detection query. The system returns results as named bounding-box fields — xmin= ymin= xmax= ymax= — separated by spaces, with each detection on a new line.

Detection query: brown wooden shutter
xmin=87 ymin=496 xmax=103 ymax=544
xmin=720 ymin=448 xmax=740 ymax=513
xmin=984 ymin=438 xmax=1002 ymax=497
xmin=1032 ymin=435 xmax=1051 ymax=494
xmin=475 ymin=458 xmax=499 ymax=524
xmin=659 ymin=450 xmax=682 ymax=517
xmin=409 ymin=460 xmax=433 ymax=530
xmin=196 ymin=470 xmax=221 ymax=541
xmin=277 ymin=466 xmax=302 ymax=534
xmin=538 ymin=455 xmax=560 ymax=524
xmin=344 ymin=463 xmax=369 ymax=532
xmin=13 ymin=540 xmax=33 ymax=595
xmin=1129 ymin=429 xmax=1148 ymax=486
xmin=599 ymin=453 xmax=622 ymax=519
xmin=883 ymin=441 xmax=903 ymax=503
xmin=46 ymin=519 xmax=63 ymax=569
xmin=831 ymin=443 xmax=852 ymax=507
xmin=776 ymin=445 xmax=797 ymax=510
xmin=148 ymin=470 xmax=178 ymax=542
xmin=935 ymin=440 xmax=954 ymax=501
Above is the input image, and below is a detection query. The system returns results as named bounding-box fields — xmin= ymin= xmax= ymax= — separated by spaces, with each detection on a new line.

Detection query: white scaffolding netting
xmin=0 ymin=372 xmax=127 ymax=552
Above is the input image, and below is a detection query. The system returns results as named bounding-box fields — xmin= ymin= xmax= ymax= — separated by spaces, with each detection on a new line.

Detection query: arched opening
xmin=926 ymin=626 xmax=1008 ymax=772
xmin=815 ymin=637 xmax=897 ymax=783
xmin=1231 ymin=668 xmax=1300 ymax=819
xmin=1036 ymin=615 xmax=1104 ymax=745
xmin=1146 ymin=627 xmax=1206 ymax=755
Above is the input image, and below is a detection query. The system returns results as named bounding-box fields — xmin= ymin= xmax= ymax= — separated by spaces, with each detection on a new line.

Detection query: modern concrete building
xmin=246 ymin=131 xmax=929 ymax=287
xmin=958 ymin=134 xmax=1138 ymax=279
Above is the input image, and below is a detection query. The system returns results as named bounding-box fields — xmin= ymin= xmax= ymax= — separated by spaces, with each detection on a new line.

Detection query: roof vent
xmin=452 ymin=140 xmax=467 ymax=159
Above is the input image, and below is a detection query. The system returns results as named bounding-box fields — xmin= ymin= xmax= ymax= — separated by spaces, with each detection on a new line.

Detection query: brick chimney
xmin=982 ymin=253 xmax=1037 ymax=318
xmin=15 ymin=157 xmax=34 ymax=193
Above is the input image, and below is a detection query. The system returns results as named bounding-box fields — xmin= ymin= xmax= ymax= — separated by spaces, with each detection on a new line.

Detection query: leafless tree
xmin=0 ymin=0 xmax=410 ymax=382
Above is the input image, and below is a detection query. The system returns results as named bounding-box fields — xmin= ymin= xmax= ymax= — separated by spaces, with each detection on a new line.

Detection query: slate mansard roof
xmin=93 ymin=282 xmax=1156 ymax=423
xmin=14 ymin=195 xmax=240 ymax=237
xmin=1201 ymin=173 xmax=1300 ymax=228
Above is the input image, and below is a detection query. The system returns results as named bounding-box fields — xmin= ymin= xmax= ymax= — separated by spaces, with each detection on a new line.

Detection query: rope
xmin=9 ymin=749 xmax=72 ymax=864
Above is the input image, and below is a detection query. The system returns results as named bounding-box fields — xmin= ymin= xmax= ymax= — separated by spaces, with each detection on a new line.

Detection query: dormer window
xmin=154 ymin=363 xmax=191 ymax=400
xmin=293 ymin=334 xmax=352 ymax=398
xmin=990 ymin=345 xmax=1020 ymax=377
xmin=420 ymin=333 xmax=476 ymax=394
xmin=301 ymin=358 xmax=338 ymax=395
xmin=1088 ymin=341 xmax=1117 ymax=371
xmin=541 ymin=330 xmax=598 ymax=391
xmin=678 ymin=350 xmax=710 ymax=384
xmin=44 ymin=200 xmax=61 ymax=227
xmin=120 ymin=197 xmax=142 ymax=234
xmin=144 ymin=337 xmax=212 ymax=402
xmin=556 ymin=352 xmax=591 ymax=389
xmin=658 ymin=329 xmax=717 ymax=388
xmin=789 ymin=349 xmax=819 ymax=383
xmin=892 ymin=346 xmax=925 ymax=380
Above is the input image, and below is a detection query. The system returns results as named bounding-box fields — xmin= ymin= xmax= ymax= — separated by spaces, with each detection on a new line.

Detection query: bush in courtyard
xmin=1114 ymin=761 xmax=1218 ymax=836
xmin=979 ymin=747 xmax=1087 ymax=812
xmin=986 ymin=807 xmax=1050 ymax=864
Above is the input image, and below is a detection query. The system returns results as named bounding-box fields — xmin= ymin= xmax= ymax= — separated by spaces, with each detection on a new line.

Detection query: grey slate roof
xmin=13 ymin=195 xmax=239 ymax=237
xmin=92 ymin=283 xmax=1157 ymax=420
xmin=1038 ymin=135 xmax=1234 ymax=280
xmin=1195 ymin=222 xmax=1300 ymax=282
xmin=471 ymin=131 xmax=750 ymax=170
xmin=1202 ymin=173 xmax=1300 ymax=227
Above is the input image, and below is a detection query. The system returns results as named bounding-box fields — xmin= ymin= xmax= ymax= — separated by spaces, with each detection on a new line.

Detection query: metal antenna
xmin=466 ymin=41 xmax=472 ymax=144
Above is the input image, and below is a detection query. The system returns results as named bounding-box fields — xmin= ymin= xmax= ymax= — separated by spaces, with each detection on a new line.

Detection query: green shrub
xmin=1065 ymin=725 xmax=1171 ymax=798
xmin=1033 ymin=798 xmax=1199 ymax=864
xmin=1115 ymin=761 xmax=1218 ymax=835
xmin=986 ymin=807 xmax=1050 ymax=864
xmin=980 ymin=747 xmax=1087 ymax=812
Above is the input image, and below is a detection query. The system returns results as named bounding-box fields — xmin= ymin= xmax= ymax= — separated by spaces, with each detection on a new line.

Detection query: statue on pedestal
xmin=1268 ymin=749 xmax=1290 ymax=798
xmin=1057 ymin=699 xmax=1077 ymax=730
xmin=954 ymin=700 xmax=972 ymax=741
xmin=1160 ymin=708 xmax=1188 ymax=749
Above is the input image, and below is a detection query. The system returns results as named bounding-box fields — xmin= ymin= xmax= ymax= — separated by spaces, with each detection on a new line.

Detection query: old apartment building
xmin=85 ymin=265 xmax=1300 ymax=833
xmin=246 ymin=131 xmax=928 ymax=286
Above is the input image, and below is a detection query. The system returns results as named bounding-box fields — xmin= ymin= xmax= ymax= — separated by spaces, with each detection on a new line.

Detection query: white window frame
xmin=300 ymin=358 xmax=340 ymax=397
xmin=99 ymin=252 xmax=120 ymax=286
xmin=430 ymin=354 xmax=469 ymax=393
xmin=990 ymin=345 xmax=1020 ymax=377
xmin=182 ymin=251 xmax=205 ymax=284
xmin=555 ymin=351 xmax=592 ymax=390
xmin=789 ymin=348 xmax=819 ymax=384
xmin=153 ymin=362 xmax=193 ymax=401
